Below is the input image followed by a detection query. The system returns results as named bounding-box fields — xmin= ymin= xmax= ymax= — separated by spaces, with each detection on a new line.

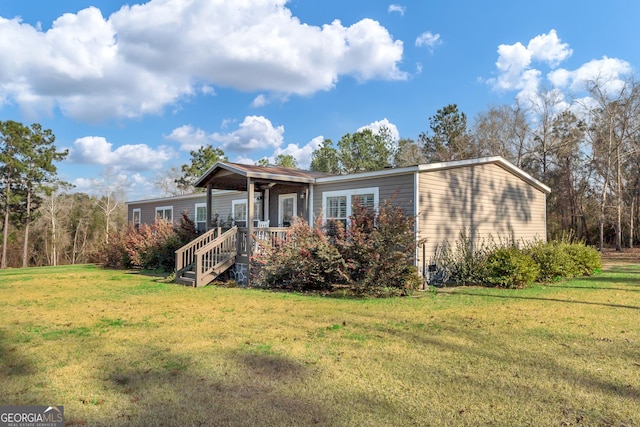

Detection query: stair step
xmin=175 ymin=276 xmax=195 ymax=286
xmin=182 ymin=270 xmax=196 ymax=278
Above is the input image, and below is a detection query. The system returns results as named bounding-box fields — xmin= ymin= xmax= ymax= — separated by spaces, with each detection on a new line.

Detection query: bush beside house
xmin=435 ymin=234 xmax=602 ymax=289
xmin=252 ymin=200 xmax=422 ymax=297
xmin=97 ymin=213 xmax=197 ymax=272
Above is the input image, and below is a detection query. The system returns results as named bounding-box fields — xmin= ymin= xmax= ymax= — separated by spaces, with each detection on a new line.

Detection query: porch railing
xmin=194 ymin=226 xmax=238 ymax=287
xmin=175 ymin=226 xmax=222 ymax=274
xmin=237 ymin=227 xmax=290 ymax=255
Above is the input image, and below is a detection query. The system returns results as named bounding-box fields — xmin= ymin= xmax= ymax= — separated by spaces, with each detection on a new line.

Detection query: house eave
xmin=315 ymin=165 xmax=418 ymax=184
xmin=126 ymin=190 xmax=241 ymax=206
xmin=194 ymin=161 xmax=318 ymax=188
xmin=416 ymin=156 xmax=551 ymax=194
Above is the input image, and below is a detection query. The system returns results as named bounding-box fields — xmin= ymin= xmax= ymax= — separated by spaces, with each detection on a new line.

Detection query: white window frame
xmin=155 ymin=206 xmax=173 ymax=223
xmin=278 ymin=193 xmax=297 ymax=226
xmin=132 ymin=208 xmax=141 ymax=229
xmin=232 ymin=197 xmax=263 ymax=226
xmin=195 ymin=202 xmax=207 ymax=232
xmin=232 ymin=199 xmax=247 ymax=224
xmin=322 ymin=187 xmax=379 ymax=225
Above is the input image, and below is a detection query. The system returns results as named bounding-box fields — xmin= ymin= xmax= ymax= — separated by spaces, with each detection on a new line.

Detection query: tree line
xmin=2 ymin=76 xmax=638 ymax=268
xmin=308 ymin=78 xmax=640 ymax=250
xmin=0 ymin=120 xmax=127 ymax=268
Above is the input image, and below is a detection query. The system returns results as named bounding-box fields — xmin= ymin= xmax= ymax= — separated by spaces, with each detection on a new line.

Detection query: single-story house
xmin=126 ymin=156 xmax=550 ymax=287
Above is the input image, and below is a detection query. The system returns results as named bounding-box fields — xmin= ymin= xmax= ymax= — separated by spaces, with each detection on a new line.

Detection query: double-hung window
xmin=155 ymin=206 xmax=173 ymax=223
xmin=195 ymin=203 xmax=207 ymax=233
xmin=132 ymin=208 xmax=141 ymax=230
xmin=232 ymin=197 xmax=263 ymax=226
xmin=353 ymin=193 xmax=376 ymax=211
xmin=323 ymin=187 xmax=379 ymax=228
xmin=326 ymin=195 xmax=348 ymax=227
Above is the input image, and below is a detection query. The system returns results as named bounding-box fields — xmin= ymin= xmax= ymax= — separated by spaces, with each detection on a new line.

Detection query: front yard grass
xmin=0 ymin=264 xmax=639 ymax=426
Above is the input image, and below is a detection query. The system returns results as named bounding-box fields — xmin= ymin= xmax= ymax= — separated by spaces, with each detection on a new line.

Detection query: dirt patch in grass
xmin=600 ymin=247 xmax=640 ymax=266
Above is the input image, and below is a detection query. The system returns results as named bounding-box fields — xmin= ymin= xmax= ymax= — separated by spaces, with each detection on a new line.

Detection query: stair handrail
xmin=175 ymin=226 xmax=221 ymax=274
xmin=194 ymin=226 xmax=238 ymax=287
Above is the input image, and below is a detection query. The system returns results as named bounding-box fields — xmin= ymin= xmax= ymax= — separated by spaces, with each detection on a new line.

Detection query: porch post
xmin=206 ymin=183 xmax=212 ymax=231
xmin=247 ymin=177 xmax=255 ymax=286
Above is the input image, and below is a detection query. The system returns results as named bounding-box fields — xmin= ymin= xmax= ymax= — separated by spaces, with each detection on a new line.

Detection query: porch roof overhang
xmin=194 ymin=161 xmax=329 ymax=191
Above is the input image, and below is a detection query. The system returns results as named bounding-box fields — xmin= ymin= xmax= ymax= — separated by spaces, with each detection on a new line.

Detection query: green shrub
xmin=482 ymin=247 xmax=539 ymax=289
xmin=564 ymin=242 xmax=602 ymax=276
xmin=526 ymin=241 xmax=574 ymax=282
xmin=526 ymin=240 xmax=601 ymax=282
xmin=436 ymin=230 xmax=498 ymax=285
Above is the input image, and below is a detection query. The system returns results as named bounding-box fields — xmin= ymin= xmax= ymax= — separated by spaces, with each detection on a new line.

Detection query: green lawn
xmin=0 ymin=264 xmax=639 ymax=426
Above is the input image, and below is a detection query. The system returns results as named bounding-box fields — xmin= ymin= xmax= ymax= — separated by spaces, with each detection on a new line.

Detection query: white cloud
xmin=527 ymin=30 xmax=572 ymax=67
xmin=490 ymin=29 xmax=572 ymax=93
xmin=201 ymin=85 xmax=216 ymax=95
xmin=388 ymin=4 xmax=406 ymax=15
xmin=271 ymin=135 xmax=324 ymax=169
xmin=69 ymin=136 xmax=174 ymax=171
xmin=211 ymin=115 xmax=284 ymax=153
xmin=165 ymin=125 xmax=210 ymax=151
xmin=358 ymin=118 xmax=400 ymax=141
xmin=0 ymin=0 xmax=406 ymax=121
xmin=72 ymin=170 xmax=156 ymax=201
xmin=251 ymin=94 xmax=268 ymax=108
xmin=168 ymin=117 xmax=322 ymax=168
xmin=548 ymin=56 xmax=632 ymax=95
xmin=221 ymin=118 xmax=236 ymax=129
xmin=233 ymin=155 xmax=256 ymax=165
xmin=415 ymin=31 xmax=441 ymax=51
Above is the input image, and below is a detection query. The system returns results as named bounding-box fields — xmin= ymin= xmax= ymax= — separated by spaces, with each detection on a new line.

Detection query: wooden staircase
xmin=175 ymin=226 xmax=238 ymax=287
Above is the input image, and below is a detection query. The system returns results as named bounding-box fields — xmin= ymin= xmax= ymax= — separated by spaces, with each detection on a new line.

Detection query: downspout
xmin=308 ymin=184 xmax=314 ymax=225
xmin=247 ymin=177 xmax=255 ymax=286
xmin=206 ymin=183 xmax=212 ymax=231
xmin=544 ymin=192 xmax=548 ymax=243
xmin=414 ymin=171 xmax=420 ymax=271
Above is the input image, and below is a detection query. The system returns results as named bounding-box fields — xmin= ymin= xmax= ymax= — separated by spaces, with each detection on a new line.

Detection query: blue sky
xmin=0 ymin=0 xmax=638 ymax=201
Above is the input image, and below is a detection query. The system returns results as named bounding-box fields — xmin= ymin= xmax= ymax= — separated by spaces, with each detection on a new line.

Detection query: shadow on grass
xmin=0 ymin=330 xmax=36 ymax=379
xmin=447 ymin=290 xmax=639 ymax=310
xmin=87 ymin=344 xmax=334 ymax=426
xmin=549 ymin=282 xmax=640 ymax=292
xmin=601 ymin=268 xmax=640 ymax=276
xmin=380 ymin=320 xmax=639 ymax=421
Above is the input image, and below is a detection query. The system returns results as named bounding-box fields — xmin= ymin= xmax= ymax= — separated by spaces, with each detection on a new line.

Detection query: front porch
xmin=174 ymin=225 xmax=289 ymax=287
xmin=175 ymin=161 xmax=328 ymax=287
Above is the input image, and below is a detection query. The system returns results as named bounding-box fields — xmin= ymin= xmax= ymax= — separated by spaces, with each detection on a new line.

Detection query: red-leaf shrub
xmin=99 ymin=213 xmax=197 ymax=272
xmin=252 ymin=198 xmax=422 ymax=297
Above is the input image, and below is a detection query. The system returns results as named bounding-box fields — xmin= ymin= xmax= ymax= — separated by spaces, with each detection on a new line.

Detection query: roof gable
xmin=194 ymin=161 xmax=333 ymax=190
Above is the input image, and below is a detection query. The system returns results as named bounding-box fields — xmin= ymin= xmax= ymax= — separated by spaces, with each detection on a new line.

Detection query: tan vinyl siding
xmin=127 ymin=193 xmax=207 ymax=224
xmin=210 ymin=192 xmax=243 ymax=226
xmin=417 ymin=163 xmax=547 ymax=266
xmin=127 ymin=194 xmax=207 ymax=226
xmin=313 ymin=173 xmax=415 ymax=220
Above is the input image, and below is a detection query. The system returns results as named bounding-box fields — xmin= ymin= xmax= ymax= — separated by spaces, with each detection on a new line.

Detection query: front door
xmin=278 ymin=193 xmax=297 ymax=226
